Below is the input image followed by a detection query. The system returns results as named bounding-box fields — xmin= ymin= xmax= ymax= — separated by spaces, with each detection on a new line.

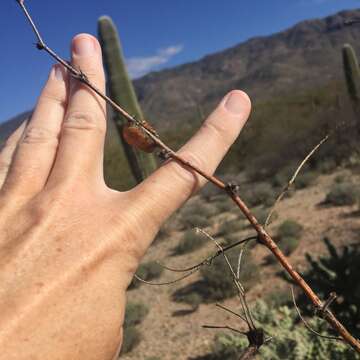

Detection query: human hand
xmin=0 ymin=34 xmax=251 ymax=359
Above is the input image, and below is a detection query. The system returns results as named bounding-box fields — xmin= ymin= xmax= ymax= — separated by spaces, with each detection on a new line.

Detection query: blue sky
xmin=1 ymin=0 xmax=359 ymax=122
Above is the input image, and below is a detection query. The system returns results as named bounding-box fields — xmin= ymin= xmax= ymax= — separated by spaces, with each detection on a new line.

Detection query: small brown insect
xmin=122 ymin=120 xmax=158 ymax=153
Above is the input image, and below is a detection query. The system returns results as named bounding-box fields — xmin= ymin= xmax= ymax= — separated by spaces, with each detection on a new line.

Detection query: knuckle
xmin=0 ymin=159 xmax=11 ymax=172
xmin=202 ymin=120 xmax=233 ymax=145
xmin=63 ymin=111 xmax=106 ymax=134
xmin=21 ymin=126 xmax=59 ymax=146
xmin=39 ymin=90 xmax=67 ymax=107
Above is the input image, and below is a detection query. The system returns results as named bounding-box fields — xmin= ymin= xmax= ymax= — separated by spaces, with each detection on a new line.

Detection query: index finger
xmin=132 ymin=90 xmax=251 ymax=227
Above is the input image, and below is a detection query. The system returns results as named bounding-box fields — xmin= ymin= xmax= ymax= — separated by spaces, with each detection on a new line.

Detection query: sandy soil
xmin=122 ymin=168 xmax=360 ymax=360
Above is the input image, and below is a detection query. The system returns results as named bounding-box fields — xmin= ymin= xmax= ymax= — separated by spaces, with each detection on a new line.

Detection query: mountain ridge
xmin=132 ymin=8 xmax=360 ymax=129
xmin=2 ymin=8 xmax=360 ymax=136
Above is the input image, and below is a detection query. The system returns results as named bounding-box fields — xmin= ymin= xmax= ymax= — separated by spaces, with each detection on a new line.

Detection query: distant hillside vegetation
xmin=1 ymin=9 xmax=359 ymax=189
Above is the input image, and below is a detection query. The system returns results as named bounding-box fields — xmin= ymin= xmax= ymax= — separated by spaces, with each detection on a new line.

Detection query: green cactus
xmin=342 ymin=44 xmax=360 ymax=125
xmin=98 ymin=16 xmax=157 ymax=184
xmin=301 ymin=237 xmax=360 ymax=337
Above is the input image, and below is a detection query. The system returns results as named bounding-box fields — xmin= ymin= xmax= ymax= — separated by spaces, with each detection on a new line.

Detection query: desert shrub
xmin=325 ymin=182 xmax=359 ymax=206
xmin=264 ymin=288 xmax=293 ymax=308
xmin=277 ymin=219 xmax=303 ymax=239
xmin=300 ymin=237 xmax=360 ymax=336
xmin=221 ymin=232 xmax=257 ymax=249
xmin=173 ymin=292 xmax=202 ymax=310
xmin=210 ymin=300 xmax=359 ymax=360
xmin=121 ymin=326 xmax=142 ymax=354
xmin=334 ymin=174 xmax=347 ymax=184
xmin=214 ymin=196 xmax=234 ymax=212
xmin=272 ymin=220 xmax=303 ymax=257
xmin=173 ymin=230 xmax=208 ymax=255
xmin=295 ymin=171 xmax=317 ymax=189
xmin=200 ymin=249 xmax=259 ymax=301
xmin=124 ymin=302 xmax=149 ymax=327
xmin=251 ymin=206 xmax=271 ymax=226
xmin=180 ymin=213 xmax=210 ymax=228
xmin=129 ymin=261 xmax=164 ymax=289
xmin=121 ymin=302 xmax=149 ymax=354
xmin=202 ymin=182 xmax=223 ymax=199
xmin=317 ymin=158 xmax=337 ymax=174
xmin=271 ymin=165 xmax=295 ymax=188
xmin=249 ymin=182 xmax=275 ymax=207
xmin=181 ymin=201 xmax=218 ymax=218
xmin=279 ymin=236 xmax=300 ymax=256
xmin=217 ymin=218 xmax=245 ymax=236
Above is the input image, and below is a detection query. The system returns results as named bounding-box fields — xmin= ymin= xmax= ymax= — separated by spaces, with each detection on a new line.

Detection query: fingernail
xmin=53 ymin=65 xmax=64 ymax=81
xmin=73 ymin=35 xmax=95 ymax=56
xmin=224 ymin=91 xmax=245 ymax=114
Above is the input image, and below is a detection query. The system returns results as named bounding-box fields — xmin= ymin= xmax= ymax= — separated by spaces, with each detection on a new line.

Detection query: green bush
xmin=217 ymin=218 xmax=245 ymax=236
xmin=249 ymin=182 xmax=275 ymax=207
xmin=214 ymin=197 xmax=234 ymax=212
xmin=325 ymin=182 xmax=359 ymax=206
xmin=173 ymin=230 xmax=208 ymax=255
xmin=277 ymin=219 xmax=303 ymax=238
xmin=180 ymin=213 xmax=210 ymax=229
xmin=317 ymin=158 xmax=337 ymax=174
xmin=334 ymin=174 xmax=347 ymax=184
xmin=264 ymin=288 xmax=293 ymax=308
xmin=121 ymin=326 xmax=142 ymax=354
xmin=181 ymin=201 xmax=218 ymax=217
xmin=124 ymin=302 xmax=149 ymax=327
xmin=202 ymin=182 xmax=223 ymax=199
xmin=295 ymin=171 xmax=317 ymax=189
xmin=173 ymin=292 xmax=202 ymax=310
xmin=270 ymin=220 xmax=303 ymax=257
xmin=129 ymin=261 xmax=164 ymax=289
xmin=120 ymin=302 xmax=149 ymax=354
xmin=210 ymin=300 xmax=359 ymax=360
xmin=253 ymin=206 xmax=272 ymax=225
xmin=200 ymin=249 xmax=259 ymax=301
xmin=278 ymin=236 xmax=300 ymax=256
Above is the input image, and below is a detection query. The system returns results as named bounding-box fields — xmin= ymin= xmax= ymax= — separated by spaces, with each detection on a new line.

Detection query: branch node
xmin=256 ymin=235 xmax=266 ymax=246
xmin=157 ymin=149 xmax=171 ymax=161
xmin=315 ymin=292 xmax=338 ymax=319
xmin=36 ymin=41 xmax=45 ymax=50
xmin=71 ymin=68 xmax=89 ymax=82
xmin=225 ymin=182 xmax=240 ymax=196
xmin=246 ymin=328 xmax=265 ymax=349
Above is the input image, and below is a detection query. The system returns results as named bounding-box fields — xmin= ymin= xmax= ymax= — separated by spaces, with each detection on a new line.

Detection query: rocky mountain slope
xmin=133 ymin=9 xmax=360 ymax=129
xmin=2 ymin=8 xmax=360 ymax=137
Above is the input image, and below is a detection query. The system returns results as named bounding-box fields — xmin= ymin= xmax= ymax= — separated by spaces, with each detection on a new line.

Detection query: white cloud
xmin=126 ymin=45 xmax=184 ymax=79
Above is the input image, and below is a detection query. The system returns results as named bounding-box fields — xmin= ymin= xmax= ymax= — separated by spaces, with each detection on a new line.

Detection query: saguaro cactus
xmin=342 ymin=44 xmax=360 ymax=128
xmin=98 ymin=16 xmax=157 ymax=183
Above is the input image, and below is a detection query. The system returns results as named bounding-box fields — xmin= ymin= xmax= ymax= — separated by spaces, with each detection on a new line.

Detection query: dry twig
xmin=290 ymin=286 xmax=343 ymax=341
xmin=265 ymin=135 xmax=329 ymax=227
xmin=15 ymin=0 xmax=360 ymax=352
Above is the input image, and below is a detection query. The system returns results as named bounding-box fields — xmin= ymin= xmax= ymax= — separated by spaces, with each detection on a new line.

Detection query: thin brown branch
xmin=202 ymin=324 xmax=246 ymax=335
xmin=200 ymin=229 xmax=256 ymax=332
xmin=134 ymin=268 xmax=198 ymax=286
xmin=238 ymin=345 xmax=258 ymax=360
xmin=15 ymin=1 xmax=360 ymax=352
xmin=265 ymin=135 xmax=329 ymax=227
xmin=158 ymin=235 xmax=257 ymax=273
xmin=290 ymin=286 xmax=343 ymax=341
xmin=216 ymin=303 xmax=247 ymax=323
